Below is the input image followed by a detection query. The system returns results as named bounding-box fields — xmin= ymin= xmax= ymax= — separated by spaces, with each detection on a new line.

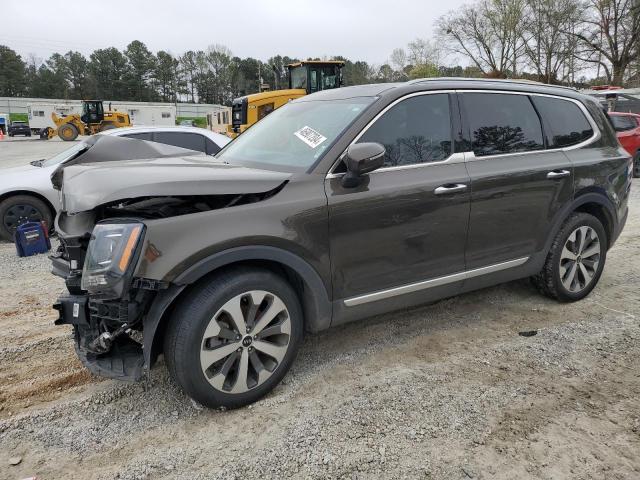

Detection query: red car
xmin=609 ymin=112 xmax=640 ymax=177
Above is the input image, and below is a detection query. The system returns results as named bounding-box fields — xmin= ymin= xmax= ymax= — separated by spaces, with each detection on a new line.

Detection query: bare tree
xmin=520 ymin=0 xmax=582 ymax=84
xmin=389 ymin=48 xmax=407 ymax=72
xmin=437 ymin=0 xmax=526 ymax=77
xmin=407 ymin=38 xmax=442 ymax=67
xmin=572 ymin=0 xmax=640 ymax=85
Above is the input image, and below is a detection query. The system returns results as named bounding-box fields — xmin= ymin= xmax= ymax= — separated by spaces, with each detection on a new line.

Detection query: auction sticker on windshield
xmin=294 ymin=126 xmax=327 ymax=149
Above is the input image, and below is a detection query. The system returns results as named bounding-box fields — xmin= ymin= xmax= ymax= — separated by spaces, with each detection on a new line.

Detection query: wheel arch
xmin=142 ymin=246 xmax=332 ymax=370
xmin=544 ymin=190 xmax=616 ymax=257
xmin=0 ymin=190 xmax=57 ymax=224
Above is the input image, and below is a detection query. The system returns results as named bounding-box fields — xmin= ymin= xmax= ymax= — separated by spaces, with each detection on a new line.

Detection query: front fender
xmin=142 ymin=245 xmax=333 ymax=369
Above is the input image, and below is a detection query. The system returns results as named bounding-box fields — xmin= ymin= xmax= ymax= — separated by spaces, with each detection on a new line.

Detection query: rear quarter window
xmin=531 ymin=96 xmax=594 ymax=148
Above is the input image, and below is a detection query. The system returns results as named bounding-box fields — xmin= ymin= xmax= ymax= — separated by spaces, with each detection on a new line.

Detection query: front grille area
xmin=89 ymin=299 xmax=129 ymax=324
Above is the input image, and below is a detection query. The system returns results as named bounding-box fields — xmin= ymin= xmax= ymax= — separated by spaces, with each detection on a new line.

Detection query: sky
xmin=0 ymin=0 xmax=469 ymax=65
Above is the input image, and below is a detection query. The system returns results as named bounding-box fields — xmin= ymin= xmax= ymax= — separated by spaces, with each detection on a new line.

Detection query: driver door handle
xmin=434 ymin=183 xmax=467 ymax=195
xmin=547 ymin=169 xmax=570 ymax=179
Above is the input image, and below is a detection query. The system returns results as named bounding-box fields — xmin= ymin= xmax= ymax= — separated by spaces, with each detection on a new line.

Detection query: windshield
xmin=217 ymin=97 xmax=375 ymax=171
xmin=290 ymin=66 xmax=307 ymax=89
xmin=42 ymin=142 xmax=90 ymax=167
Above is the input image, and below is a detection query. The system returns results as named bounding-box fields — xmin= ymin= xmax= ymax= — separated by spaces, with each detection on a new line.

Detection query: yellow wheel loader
xmin=227 ymin=60 xmax=345 ymax=137
xmin=41 ymin=100 xmax=131 ymax=141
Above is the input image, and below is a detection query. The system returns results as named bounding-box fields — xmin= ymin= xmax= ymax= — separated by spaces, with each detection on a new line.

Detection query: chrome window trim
xmin=326 ymin=90 xmax=457 ymax=178
xmin=343 ymin=256 xmax=529 ymax=307
xmin=326 ymin=89 xmax=601 ymax=178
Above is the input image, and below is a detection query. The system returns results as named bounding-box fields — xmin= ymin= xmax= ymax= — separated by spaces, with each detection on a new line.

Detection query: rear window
xmin=463 ymin=93 xmax=544 ymax=156
xmin=610 ymin=115 xmax=638 ymax=132
xmin=531 ymin=96 xmax=594 ymax=148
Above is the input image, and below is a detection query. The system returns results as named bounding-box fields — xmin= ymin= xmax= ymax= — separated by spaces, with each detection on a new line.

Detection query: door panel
xmin=327 ymin=92 xmax=470 ymax=302
xmin=326 ymin=162 xmax=470 ymax=299
xmin=461 ymin=92 xmax=575 ymax=269
xmin=464 ymin=150 xmax=573 ymax=268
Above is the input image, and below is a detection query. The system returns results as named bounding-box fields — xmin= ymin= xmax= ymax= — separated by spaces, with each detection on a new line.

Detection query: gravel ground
xmin=0 ymin=147 xmax=639 ymax=479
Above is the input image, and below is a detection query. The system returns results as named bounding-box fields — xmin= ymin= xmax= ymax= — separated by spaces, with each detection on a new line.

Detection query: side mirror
xmin=341 ymin=142 xmax=386 ymax=188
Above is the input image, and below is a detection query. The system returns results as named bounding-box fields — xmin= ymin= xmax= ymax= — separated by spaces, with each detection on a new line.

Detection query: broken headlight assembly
xmin=81 ymin=222 xmax=145 ymax=298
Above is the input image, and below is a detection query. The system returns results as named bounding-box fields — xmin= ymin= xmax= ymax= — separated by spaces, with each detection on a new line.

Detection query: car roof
xmin=100 ymin=125 xmax=231 ymax=145
xmin=300 ymin=78 xmax=588 ymax=103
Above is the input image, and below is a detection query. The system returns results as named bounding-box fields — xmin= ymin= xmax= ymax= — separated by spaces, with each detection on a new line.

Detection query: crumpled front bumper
xmin=54 ymin=293 xmax=145 ymax=382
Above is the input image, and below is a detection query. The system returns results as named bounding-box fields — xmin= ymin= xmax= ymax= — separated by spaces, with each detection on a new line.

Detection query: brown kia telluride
xmin=51 ymin=78 xmax=631 ymax=408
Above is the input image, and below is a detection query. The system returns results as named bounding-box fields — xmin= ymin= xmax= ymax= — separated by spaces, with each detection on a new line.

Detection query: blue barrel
xmin=14 ymin=222 xmax=51 ymax=257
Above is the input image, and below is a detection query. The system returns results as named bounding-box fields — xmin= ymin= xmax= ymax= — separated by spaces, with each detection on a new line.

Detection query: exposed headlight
xmin=81 ymin=222 xmax=144 ymax=297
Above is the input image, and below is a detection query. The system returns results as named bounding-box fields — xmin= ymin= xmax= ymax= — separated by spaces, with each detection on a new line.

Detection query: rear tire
xmin=100 ymin=123 xmax=116 ymax=132
xmin=58 ymin=123 xmax=79 ymax=141
xmin=164 ymin=267 xmax=303 ymax=409
xmin=633 ymin=151 xmax=640 ymax=178
xmin=0 ymin=195 xmax=53 ymax=242
xmin=532 ymin=212 xmax=607 ymax=302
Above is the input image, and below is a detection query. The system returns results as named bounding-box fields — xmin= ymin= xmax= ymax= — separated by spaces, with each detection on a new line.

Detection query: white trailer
xmin=109 ymin=103 xmax=176 ymax=126
xmin=27 ymin=103 xmax=81 ymax=133
xmin=206 ymin=107 xmax=231 ymax=135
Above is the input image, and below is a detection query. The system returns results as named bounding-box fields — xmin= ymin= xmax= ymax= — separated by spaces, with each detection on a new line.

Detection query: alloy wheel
xmin=559 ymin=226 xmax=601 ymax=293
xmin=3 ymin=204 xmax=43 ymax=232
xmin=200 ymin=290 xmax=291 ymax=394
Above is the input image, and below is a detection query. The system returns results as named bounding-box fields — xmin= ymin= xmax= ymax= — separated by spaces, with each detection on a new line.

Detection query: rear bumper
xmin=611 ymin=205 xmax=628 ymax=247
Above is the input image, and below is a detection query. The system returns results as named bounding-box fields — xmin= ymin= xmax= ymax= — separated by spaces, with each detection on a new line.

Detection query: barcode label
xmin=294 ymin=126 xmax=327 ymax=149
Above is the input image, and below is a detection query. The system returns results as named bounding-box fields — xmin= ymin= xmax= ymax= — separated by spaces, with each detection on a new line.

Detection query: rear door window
xmin=531 ymin=96 xmax=594 ymax=147
xmin=152 ymin=132 xmax=207 ymax=153
xmin=358 ymin=93 xmax=452 ymax=167
xmin=463 ymin=93 xmax=544 ymax=156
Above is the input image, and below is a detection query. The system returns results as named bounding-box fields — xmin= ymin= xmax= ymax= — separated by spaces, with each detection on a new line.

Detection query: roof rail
xmin=407 ymin=77 xmax=578 ymax=91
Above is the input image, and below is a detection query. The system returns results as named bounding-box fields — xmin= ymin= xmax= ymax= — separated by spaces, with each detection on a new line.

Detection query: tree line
xmin=0 ymin=0 xmax=638 ymax=106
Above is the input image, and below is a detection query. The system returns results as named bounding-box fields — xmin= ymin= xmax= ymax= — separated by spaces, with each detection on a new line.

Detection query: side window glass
xmin=153 ymin=132 xmax=207 ymax=153
xmin=531 ymin=96 xmax=594 ymax=147
xmin=122 ymin=132 xmax=153 ymax=141
xmin=358 ymin=94 xmax=452 ymax=167
xmin=464 ymin=93 xmax=544 ymax=156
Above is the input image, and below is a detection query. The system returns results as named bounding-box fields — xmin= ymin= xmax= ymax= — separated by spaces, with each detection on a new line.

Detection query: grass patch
xmin=9 ymin=113 xmax=28 ymax=122
xmin=176 ymin=116 xmax=207 ymax=128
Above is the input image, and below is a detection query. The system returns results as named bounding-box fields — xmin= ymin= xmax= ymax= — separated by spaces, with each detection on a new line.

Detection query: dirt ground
xmin=0 ymin=139 xmax=639 ymax=479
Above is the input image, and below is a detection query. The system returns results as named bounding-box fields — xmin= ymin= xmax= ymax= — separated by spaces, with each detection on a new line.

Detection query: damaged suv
xmin=52 ymin=79 xmax=631 ymax=408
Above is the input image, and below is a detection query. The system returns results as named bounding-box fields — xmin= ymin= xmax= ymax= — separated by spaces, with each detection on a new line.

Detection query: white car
xmin=0 ymin=126 xmax=230 ymax=240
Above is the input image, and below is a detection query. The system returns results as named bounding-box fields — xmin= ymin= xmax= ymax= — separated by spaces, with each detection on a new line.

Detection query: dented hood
xmin=56 ymin=136 xmax=290 ymax=214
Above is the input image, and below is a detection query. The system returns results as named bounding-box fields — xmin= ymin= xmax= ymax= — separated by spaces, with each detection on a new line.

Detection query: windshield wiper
xmin=30 ymin=159 xmax=45 ymax=167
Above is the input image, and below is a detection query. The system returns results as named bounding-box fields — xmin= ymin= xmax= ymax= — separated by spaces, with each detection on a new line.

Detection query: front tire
xmin=0 ymin=195 xmax=53 ymax=242
xmin=58 ymin=123 xmax=79 ymax=141
xmin=164 ymin=267 xmax=303 ymax=409
xmin=532 ymin=212 xmax=607 ymax=302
